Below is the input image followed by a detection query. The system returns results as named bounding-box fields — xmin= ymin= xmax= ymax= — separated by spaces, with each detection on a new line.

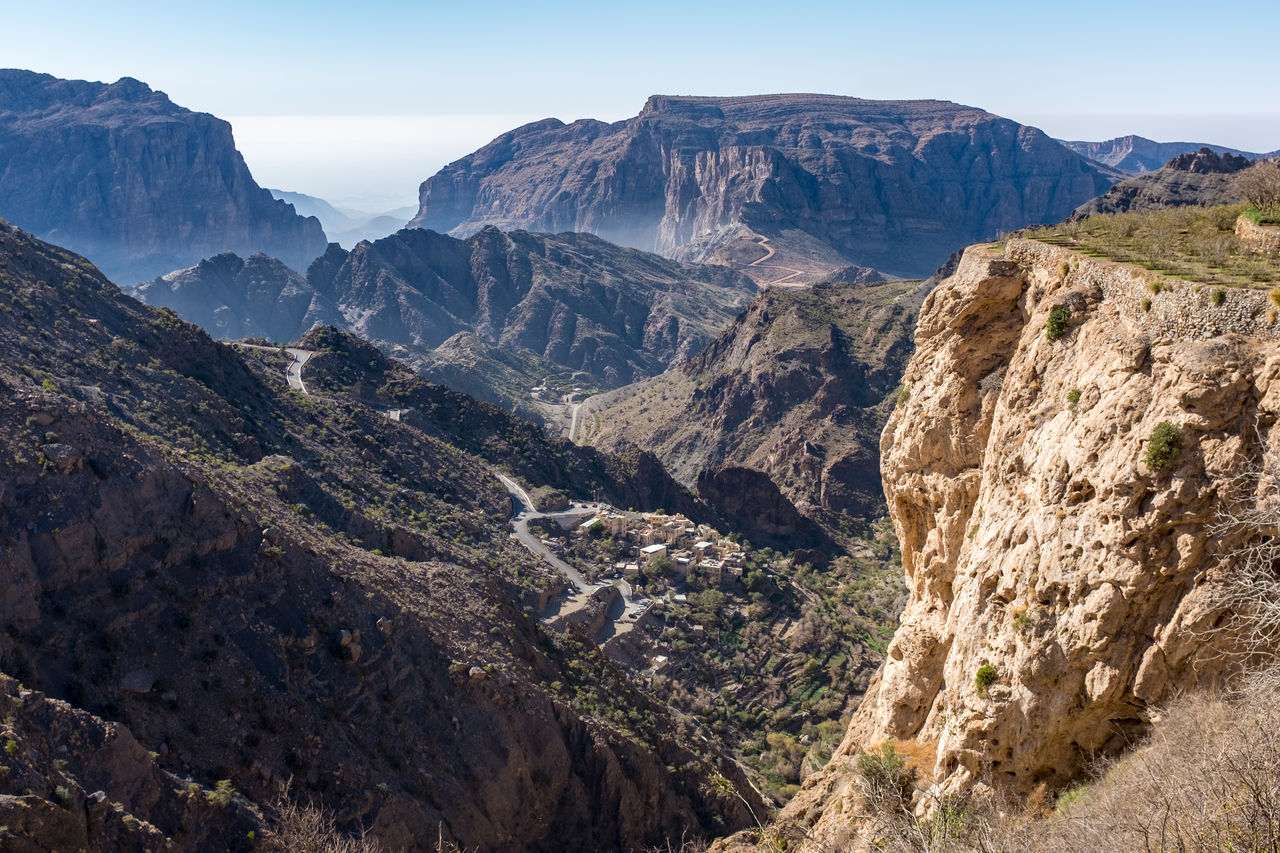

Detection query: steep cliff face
xmin=410 ymin=94 xmax=1115 ymax=279
xmin=138 ymin=226 xmax=756 ymax=393
xmin=0 ymin=69 xmax=327 ymax=283
xmin=777 ymin=239 xmax=1280 ymax=845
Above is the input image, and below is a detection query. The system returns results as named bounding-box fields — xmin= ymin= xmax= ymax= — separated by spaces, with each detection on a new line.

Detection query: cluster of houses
xmin=578 ymin=510 xmax=749 ymax=588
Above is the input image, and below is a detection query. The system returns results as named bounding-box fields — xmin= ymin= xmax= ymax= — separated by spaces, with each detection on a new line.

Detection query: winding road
xmin=233 ymin=339 xmax=648 ymax=638
xmin=493 ymin=472 xmax=650 ymax=631
xmin=285 ymin=348 xmax=311 ymax=393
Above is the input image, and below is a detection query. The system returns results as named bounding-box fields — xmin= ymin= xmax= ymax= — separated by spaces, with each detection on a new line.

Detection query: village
xmin=529 ymin=506 xmax=753 ymax=594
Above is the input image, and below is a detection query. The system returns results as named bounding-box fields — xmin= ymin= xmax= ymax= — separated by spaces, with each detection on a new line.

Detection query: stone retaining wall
xmin=1006 ymin=238 xmax=1280 ymax=342
xmin=1236 ymin=215 xmax=1280 ymax=254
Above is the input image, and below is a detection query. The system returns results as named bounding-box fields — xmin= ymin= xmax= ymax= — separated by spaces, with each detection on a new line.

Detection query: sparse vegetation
xmin=1066 ymin=388 xmax=1081 ymax=414
xmin=1022 ymin=204 xmax=1280 ymax=287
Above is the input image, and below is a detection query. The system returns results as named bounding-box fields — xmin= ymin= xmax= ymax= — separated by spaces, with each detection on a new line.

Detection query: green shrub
xmin=1140 ymin=297 xmax=1152 ymax=312
xmin=1145 ymin=421 xmax=1183 ymax=470
xmin=4 ymin=738 xmax=17 ymax=756
xmin=974 ymin=663 xmax=998 ymax=696
xmin=1067 ymin=388 xmax=1081 ymax=413
xmin=206 ymin=779 xmax=236 ymax=808
xmin=1210 ymin=288 xmax=1226 ymax=306
xmin=1045 ymin=305 xmax=1071 ymax=341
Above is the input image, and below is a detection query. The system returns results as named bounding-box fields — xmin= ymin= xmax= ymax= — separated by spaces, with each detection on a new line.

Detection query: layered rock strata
xmin=410 ymin=94 xmax=1114 ymax=279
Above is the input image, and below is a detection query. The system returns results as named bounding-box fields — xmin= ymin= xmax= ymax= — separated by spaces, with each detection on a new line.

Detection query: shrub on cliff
xmin=1045 ymin=305 xmax=1070 ymax=341
xmin=1145 ymin=421 xmax=1183 ymax=470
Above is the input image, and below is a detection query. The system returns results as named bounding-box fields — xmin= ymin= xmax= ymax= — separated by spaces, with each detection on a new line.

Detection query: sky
xmin=7 ymin=0 xmax=1279 ymax=210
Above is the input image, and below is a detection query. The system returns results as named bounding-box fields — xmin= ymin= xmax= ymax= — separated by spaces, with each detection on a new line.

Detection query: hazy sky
xmin=8 ymin=0 xmax=1279 ymax=209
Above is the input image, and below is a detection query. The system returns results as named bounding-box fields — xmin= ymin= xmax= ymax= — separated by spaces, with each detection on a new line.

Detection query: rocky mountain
xmin=0 ymin=221 xmax=757 ymax=850
xmin=269 ymin=189 xmax=416 ymax=247
xmin=1072 ymin=147 xmax=1254 ymax=217
xmin=408 ymin=93 xmax=1115 ymax=281
xmin=0 ymin=69 xmax=327 ymax=283
xmin=767 ymin=232 xmax=1280 ymax=848
xmin=582 ymin=273 xmax=928 ymax=546
xmin=137 ymin=225 xmax=756 ymax=399
xmin=1060 ymin=134 xmax=1272 ymax=175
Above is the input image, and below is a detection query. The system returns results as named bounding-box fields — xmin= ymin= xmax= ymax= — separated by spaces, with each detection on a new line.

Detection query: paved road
xmin=232 ymin=340 xmax=650 ymax=636
xmin=231 ymin=343 xmax=315 ymax=395
xmin=492 ymin=472 xmax=651 ymax=628
xmin=285 ymin=348 xmax=311 ymax=393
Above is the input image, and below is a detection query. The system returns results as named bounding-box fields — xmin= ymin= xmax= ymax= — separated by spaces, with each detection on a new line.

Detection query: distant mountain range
xmin=269 ymin=188 xmax=416 ymax=247
xmin=409 ymin=93 xmax=1115 ymax=280
xmin=1059 ymin=134 xmax=1278 ymax=175
xmin=134 ymin=226 xmax=756 ymax=396
xmin=1072 ymin=147 xmax=1258 ymax=218
xmin=0 ymin=69 xmax=327 ymax=283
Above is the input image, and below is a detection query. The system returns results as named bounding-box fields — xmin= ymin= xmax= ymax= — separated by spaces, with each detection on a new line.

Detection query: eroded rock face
xmin=0 ymin=70 xmax=327 ymax=283
xmin=410 ymin=94 xmax=1115 ymax=278
xmin=778 ymin=239 xmax=1280 ymax=845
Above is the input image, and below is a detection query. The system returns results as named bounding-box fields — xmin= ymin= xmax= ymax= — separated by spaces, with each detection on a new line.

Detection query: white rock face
xmin=774 ymin=239 xmax=1280 ymax=847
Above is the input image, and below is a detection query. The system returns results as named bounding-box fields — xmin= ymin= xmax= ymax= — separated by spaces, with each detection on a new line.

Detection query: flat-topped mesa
xmin=410 ymin=93 xmax=1114 ymax=282
xmin=0 ymin=69 xmax=327 ymax=283
xmin=775 ymin=237 xmax=1280 ymax=846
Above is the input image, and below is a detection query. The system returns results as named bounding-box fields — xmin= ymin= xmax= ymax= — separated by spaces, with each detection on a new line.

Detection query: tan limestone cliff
xmin=768 ymin=239 xmax=1280 ymax=848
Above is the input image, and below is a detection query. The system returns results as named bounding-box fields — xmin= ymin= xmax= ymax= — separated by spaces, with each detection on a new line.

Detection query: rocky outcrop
xmin=775 ymin=239 xmax=1280 ymax=847
xmin=695 ymin=465 xmax=830 ymax=550
xmin=0 ymin=673 xmax=266 ymax=852
xmin=410 ymin=94 xmax=1115 ymax=279
xmin=1060 ymin=135 xmax=1271 ymax=175
xmin=135 ymin=251 xmax=344 ymax=341
xmin=138 ymin=226 xmax=756 ymax=393
xmin=583 ymin=276 xmax=928 ymax=546
xmin=1072 ymin=147 xmax=1254 ymax=218
xmin=0 ymin=69 xmax=327 ymax=283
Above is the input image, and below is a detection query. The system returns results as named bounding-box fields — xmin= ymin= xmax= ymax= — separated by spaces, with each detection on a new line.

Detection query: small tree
xmin=1233 ymin=160 xmax=1280 ymax=218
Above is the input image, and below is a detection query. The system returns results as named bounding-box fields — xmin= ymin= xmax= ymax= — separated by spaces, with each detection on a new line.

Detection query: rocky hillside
xmin=0 ymin=221 xmax=757 ymax=851
xmin=582 ymin=274 xmax=928 ymax=546
xmin=1060 ymin=134 xmax=1272 ymax=174
xmin=409 ymin=94 xmax=1115 ymax=281
xmin=137 ymin=225 xmax=755 ymax=405
xmin=1072 ymin=147 xmax=1253 ymax=217
xmin=0 ymin=69 xmax=327 ymax=283
xmin=768 ymin=236 xmax=1280 ymax=848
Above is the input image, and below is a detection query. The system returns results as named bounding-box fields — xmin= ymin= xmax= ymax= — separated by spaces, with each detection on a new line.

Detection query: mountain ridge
xmin=0 ymin=69 xmax=328 ymax=283
xmin=409 ymin=93 xmax=1116 ymax=281
xmin=135 ymin=225 xmax=757 ymax=405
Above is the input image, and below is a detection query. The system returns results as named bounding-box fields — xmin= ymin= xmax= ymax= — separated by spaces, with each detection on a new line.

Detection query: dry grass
xmin=1021 ymin=204 xmax=1280 ymax=288
xmin=269 ymin=795 xmax=386 ymax=853
xmin=847 ymin=674 xmax=1280 ymax=853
